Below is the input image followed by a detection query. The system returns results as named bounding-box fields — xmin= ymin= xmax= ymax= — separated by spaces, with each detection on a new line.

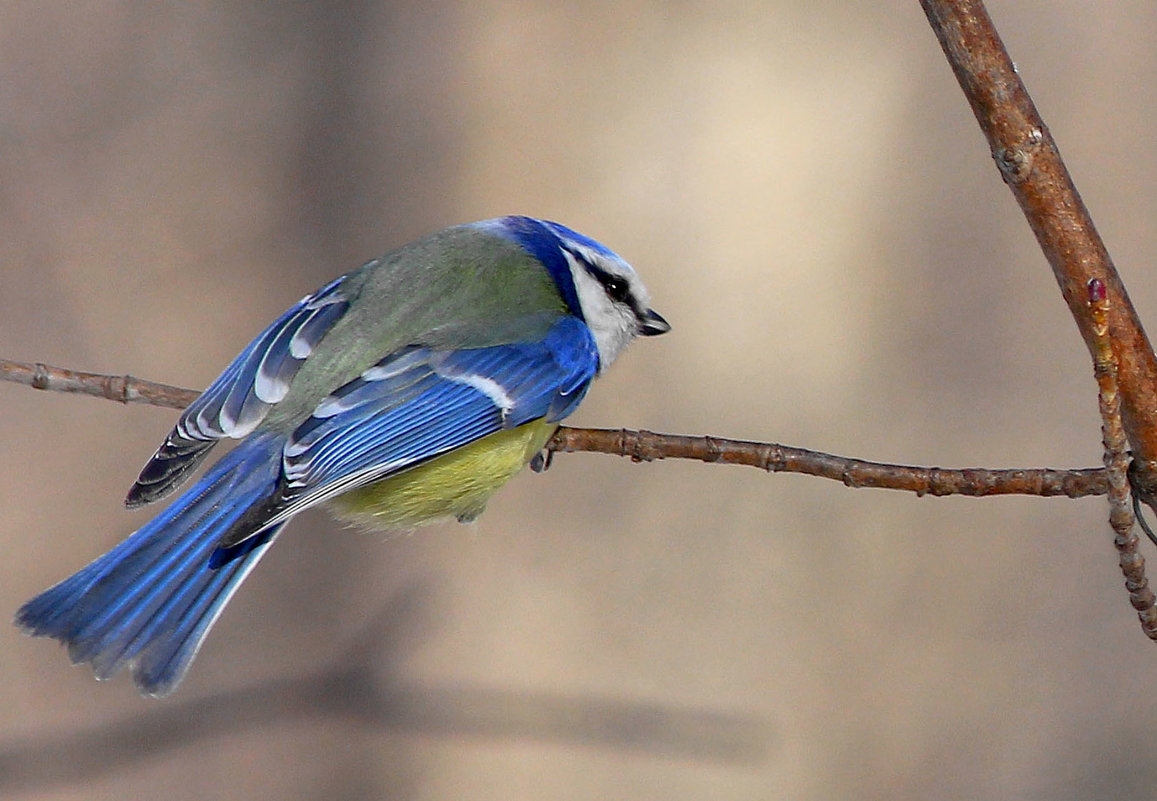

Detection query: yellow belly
xmin=326 ymin=418 xmax=558 ymax=530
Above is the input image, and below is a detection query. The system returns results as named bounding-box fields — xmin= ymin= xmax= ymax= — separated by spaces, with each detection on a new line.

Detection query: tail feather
xmin=120 ymin=527 xmax=281 ymax=694
xmin=67 ymin=480 xmax=258 ymax=662
xmin=16 ymin=433 xmax=285 ymax=696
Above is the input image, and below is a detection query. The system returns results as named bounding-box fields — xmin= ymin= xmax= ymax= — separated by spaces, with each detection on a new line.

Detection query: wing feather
xmin=243 ymin=316 xmax=599 ymax=537
xmin=125 ymin=275 xmax=351 ymax=508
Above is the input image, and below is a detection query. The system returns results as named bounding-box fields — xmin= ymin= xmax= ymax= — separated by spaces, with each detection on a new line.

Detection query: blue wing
xmin=232 ymin=315 xmax=599 ymax=538
xmin=126 ymin=274 xmax=352 ymax=508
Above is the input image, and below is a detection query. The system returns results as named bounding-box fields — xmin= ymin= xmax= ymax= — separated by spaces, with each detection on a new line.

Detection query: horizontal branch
xmin=1 ymin=357 xmax=1108 ymax=500
xmin=0 ymin=358 xmax=195 ymax=409
xmin=549 ymin=427 xmax=1106 ymax=498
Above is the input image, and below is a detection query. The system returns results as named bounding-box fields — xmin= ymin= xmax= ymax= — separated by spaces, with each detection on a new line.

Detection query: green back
xmin=262 ymin=225 xmax=567 ymax=433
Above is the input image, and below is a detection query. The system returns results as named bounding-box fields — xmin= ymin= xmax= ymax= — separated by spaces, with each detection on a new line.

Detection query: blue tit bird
xmin=16 ymin=216 xmax=669 ymax=696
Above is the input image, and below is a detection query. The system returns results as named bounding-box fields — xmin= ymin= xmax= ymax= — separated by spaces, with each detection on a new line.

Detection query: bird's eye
xmin=602 ymin=276 xmax=632 ymax=304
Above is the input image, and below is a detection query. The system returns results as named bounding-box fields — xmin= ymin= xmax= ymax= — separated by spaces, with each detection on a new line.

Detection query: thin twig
xmin=0 ymin=358 xmax=195 ymax=409
xmin=0 ymin=357 xmax=1109 ymax=500
xmin=919 ymin=0 xmax=1157 ymax=505
xmin=1088 ymin=279 xmax=1157 ymax=637
xmin=549 ymin=427 xmax=1106 ymax=498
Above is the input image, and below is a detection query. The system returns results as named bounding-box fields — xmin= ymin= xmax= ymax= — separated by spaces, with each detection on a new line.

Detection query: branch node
xmin=841 ymin=468 xmax=863 ymax=490
xmin=102 ymin=374 xmax=128 ymax=404
xmin=30 ymin=363 xmax=50 ymax=391
xmin=703 ymin=436 xmax=724 ymax=464
xmin=993 ymin=129 xmax=1042 ymax=184
xmin=120 ymin=374 xmax=140 ymax=403
xmin=760 ymin=444 xmax=785 ymax=473
xmin=624 ymin=428 xmax=662 ymax=463
xmin=927 ymin=468 xmax=954 ymax=497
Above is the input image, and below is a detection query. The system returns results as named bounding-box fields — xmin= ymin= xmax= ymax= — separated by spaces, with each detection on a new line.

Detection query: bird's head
xmin=483 ymin=216 xmax=670 ymax=371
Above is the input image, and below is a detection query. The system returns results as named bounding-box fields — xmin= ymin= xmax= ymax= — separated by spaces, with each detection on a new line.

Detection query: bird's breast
xmin=326 ymin=418 xmax=559 ymax=530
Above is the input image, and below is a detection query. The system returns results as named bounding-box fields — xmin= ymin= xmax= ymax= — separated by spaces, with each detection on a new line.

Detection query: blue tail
xmin=16 ymin=433 xmax=286 ymax=696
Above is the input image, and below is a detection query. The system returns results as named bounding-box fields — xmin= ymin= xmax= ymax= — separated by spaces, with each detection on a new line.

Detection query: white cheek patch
xmin=563 ymin=250 xmax=639 ymax=371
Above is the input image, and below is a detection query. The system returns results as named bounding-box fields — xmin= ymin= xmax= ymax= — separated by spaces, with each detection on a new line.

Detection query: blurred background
xmin=4 ymin=1 xmax=1157 ymax=798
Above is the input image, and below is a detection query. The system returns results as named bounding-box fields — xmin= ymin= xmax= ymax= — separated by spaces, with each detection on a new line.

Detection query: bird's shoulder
xmin=263 ymin=227 xmax=574 ymax=430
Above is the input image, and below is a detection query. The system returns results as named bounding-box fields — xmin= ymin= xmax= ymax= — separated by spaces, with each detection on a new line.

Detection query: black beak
xmin=637 ymin=308 xmax=671 ymax=336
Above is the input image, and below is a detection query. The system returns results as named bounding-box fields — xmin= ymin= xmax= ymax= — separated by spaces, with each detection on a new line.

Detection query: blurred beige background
xmin=4 ymin=1 xmax=1157 ymax=799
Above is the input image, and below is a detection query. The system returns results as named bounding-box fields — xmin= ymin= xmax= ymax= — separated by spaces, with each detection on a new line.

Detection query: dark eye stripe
xmin=576 ymin=254 xmax=634 ymax=305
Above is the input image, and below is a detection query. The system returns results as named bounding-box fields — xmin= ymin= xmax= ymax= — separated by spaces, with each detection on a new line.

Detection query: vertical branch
xmin=919 ymin=1 xmax=1157 ymax=498
xmin=1089 ymin=279 xmax=1157 ymax=637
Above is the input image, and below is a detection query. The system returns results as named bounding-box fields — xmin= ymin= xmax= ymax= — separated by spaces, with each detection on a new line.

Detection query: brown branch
xmin=549 ymin=427 xmax=1106 ymax=498
xmin=919 ymin=1 xmax=1157 ymax=503
xmin=0 ymin=358 xmax=195 ymax=409
xmin=1088 ymin=279 xmax=1157 ymax=637
xmin=3 ymin=358 xmax=1106 ymax=500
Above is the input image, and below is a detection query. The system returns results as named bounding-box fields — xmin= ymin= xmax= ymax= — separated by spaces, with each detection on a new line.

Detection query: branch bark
xmin=919 ymin=0 xmax=1157 ymax=502
xmin=0 ymin=357 xmax=1109 ymax=500
xmin=1089 ymin=279 xmax=1157 ymax=637
xmin=0 ymin=359 xmax=194 ymax=409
